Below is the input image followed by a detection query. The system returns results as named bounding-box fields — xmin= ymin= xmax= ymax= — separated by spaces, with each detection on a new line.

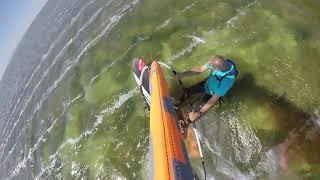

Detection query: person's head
xmin=209 ymin=55 xmax=228 ymax=71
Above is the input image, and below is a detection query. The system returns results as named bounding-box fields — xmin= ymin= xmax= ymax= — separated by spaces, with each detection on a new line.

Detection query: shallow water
xmin=0 ymin=0 xmax=319 ymax=179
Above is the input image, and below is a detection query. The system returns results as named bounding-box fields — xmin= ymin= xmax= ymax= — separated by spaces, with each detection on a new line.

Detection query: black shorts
xmin=185 ymin=80 xmax=212 ymax=104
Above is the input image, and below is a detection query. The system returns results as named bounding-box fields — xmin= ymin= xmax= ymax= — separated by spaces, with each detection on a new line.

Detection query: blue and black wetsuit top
xmin=203 ymin=59 xmax=238 ymax=97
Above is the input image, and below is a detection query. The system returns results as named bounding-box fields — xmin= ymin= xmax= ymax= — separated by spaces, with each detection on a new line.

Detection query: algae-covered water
xmin=0 ymin=0 xmax=320 ymax=179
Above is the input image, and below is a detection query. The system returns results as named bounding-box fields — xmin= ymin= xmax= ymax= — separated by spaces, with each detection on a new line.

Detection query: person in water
xmin=177 ymin=55 xmax=238 ymax=123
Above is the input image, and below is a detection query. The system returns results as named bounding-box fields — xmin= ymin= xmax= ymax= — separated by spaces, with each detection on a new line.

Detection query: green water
xmin=34 ymin=0 xmax=320 ymax=179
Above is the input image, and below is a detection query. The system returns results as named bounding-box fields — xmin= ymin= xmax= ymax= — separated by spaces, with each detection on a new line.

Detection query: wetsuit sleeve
xmin=203 ymin=63 xmax=211 ymax=70
xmin=215 ymin=77 xmax=235 ymax=97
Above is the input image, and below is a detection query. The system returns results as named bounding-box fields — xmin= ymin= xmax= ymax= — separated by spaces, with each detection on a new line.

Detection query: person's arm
xmin=188 ymin=94 xmax=220 ymax=121
xmin=188 ymin=77 xmax=235 ymax=121
xmin=199 ymin=94 xmax=220 ymax=113
xmin=177 ymin=65 xmax=208 ymax=79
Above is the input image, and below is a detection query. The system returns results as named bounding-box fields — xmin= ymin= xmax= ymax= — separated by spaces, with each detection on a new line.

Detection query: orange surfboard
xmin=149 ymin=61 xmax=194 ymax=180
xmin=175 ymin=106 xmax=201 ymax=160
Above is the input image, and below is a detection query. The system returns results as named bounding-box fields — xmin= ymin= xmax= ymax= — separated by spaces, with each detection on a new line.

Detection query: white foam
xmin=4 ymin=0 xmax=97 ymax=132
xmin=181 ymin=2 xmax=196 ymax=13
xmin=156 ymin=18 xmax=171 ymax=30
xmin=226 ymin=0 xmax=258 ymax=29
xmin=0 ymin=0 xmax=121 ymax=158
xmin=1 ymin=93 xmax=83 ymax=167
xmin=90 ymin=43 xmax=137 ymax=86
xmin=167 ymin=36 xmax=203 ymax=63
xmin=155 ymin=2 xmax=197 ymax=31
xmin=255 ymin=147 xmax=279 ymax=177
xmin=33 ymin=89 xmax=136 ymax=179
xmin=203 ymin=136 xmax=254 ymax=180
xmin=7 ymin=0 xmax=139 ymax=178
xmin=3 ymin=94 xmax=82 ymax=177
xmin=184 ymin=35 xmax=206 ymax=44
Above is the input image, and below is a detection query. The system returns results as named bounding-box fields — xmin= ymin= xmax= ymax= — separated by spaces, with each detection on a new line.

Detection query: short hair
xmin=209 ymin=55 xmax=225 ymax=67
xmin=211 ymin=55 xmax=225 ymax=61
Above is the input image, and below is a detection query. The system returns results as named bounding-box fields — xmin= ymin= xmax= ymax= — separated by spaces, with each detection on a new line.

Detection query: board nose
xmin=138 ymin=58 xmax=147 ymax=72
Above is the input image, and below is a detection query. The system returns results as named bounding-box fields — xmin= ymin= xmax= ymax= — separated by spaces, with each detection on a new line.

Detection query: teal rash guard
xmin=203 ymin=61 xmax=236 ymax=97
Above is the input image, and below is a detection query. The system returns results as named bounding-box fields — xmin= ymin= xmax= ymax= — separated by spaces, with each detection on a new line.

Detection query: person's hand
xmin=188 ymin=111 xmax=200 ymax=122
